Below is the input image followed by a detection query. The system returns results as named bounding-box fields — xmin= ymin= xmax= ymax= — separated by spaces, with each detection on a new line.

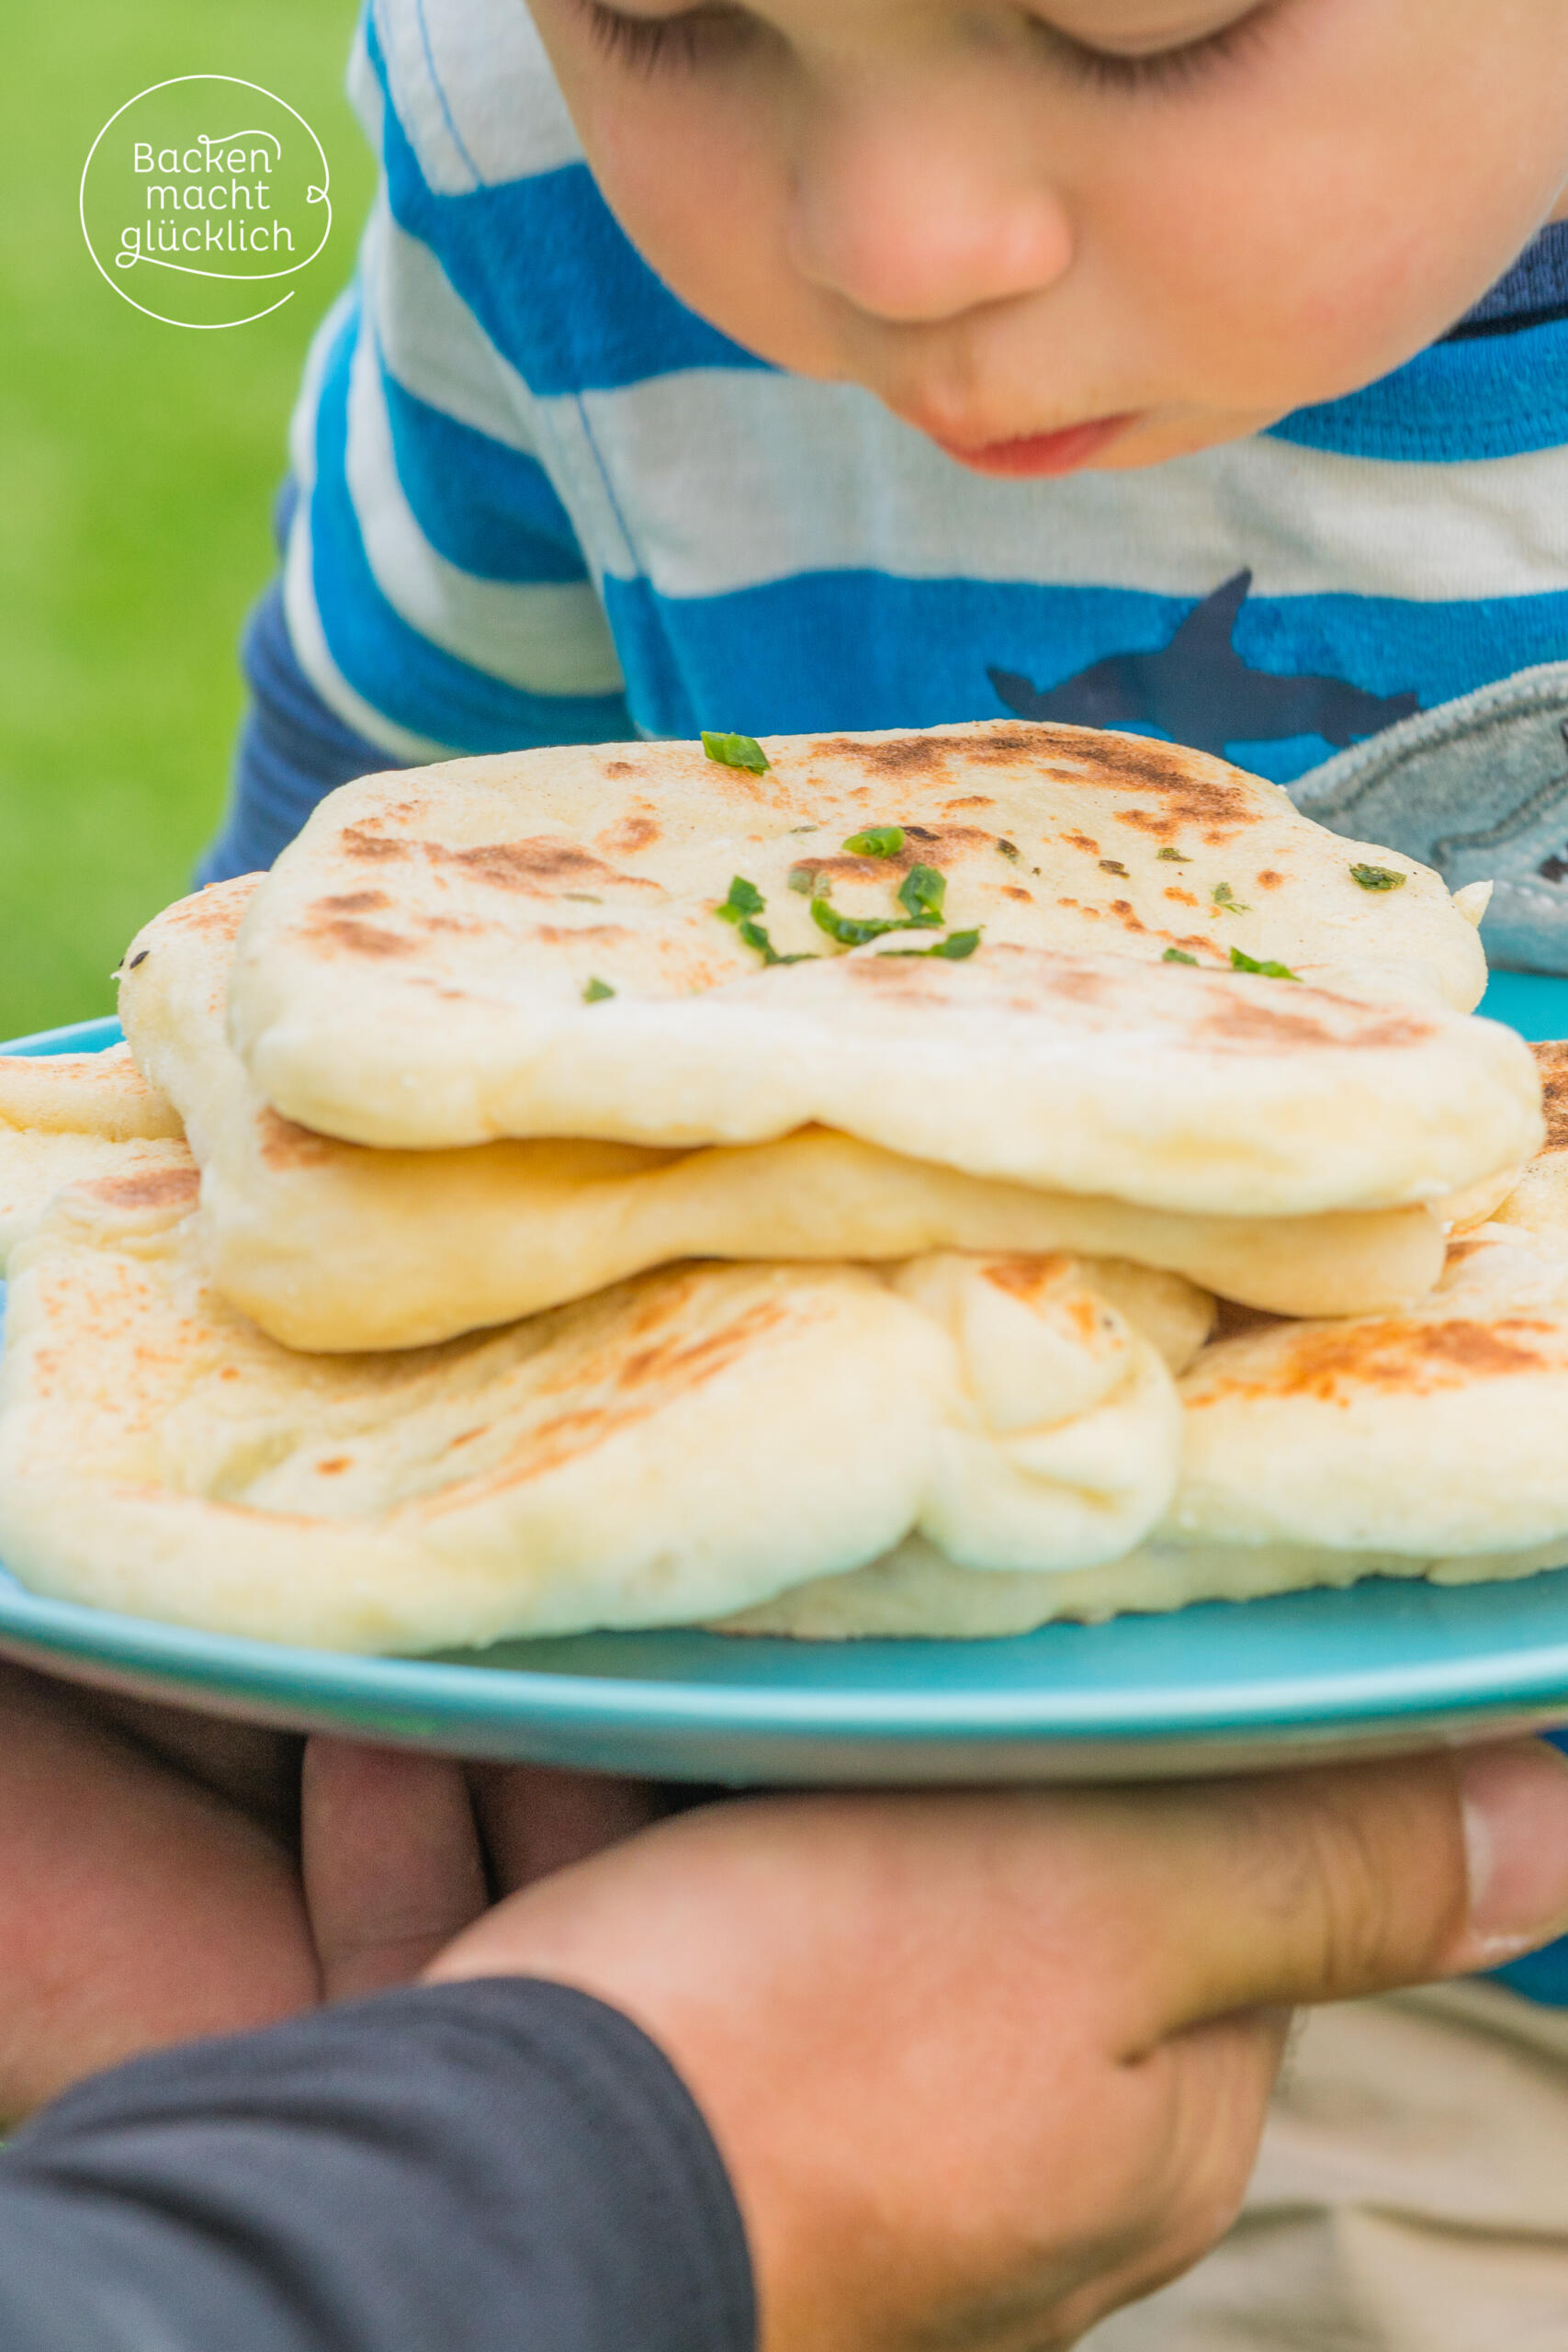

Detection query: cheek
xmin=1100 ymin=25 xmax=1568 ymax=413
xmin=564 ymin=82 xmax=839 ymax=370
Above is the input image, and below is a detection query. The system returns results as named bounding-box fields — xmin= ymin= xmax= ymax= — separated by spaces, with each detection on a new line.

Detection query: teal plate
xmin=1 ymin=978 xmax=1566 ymax=1785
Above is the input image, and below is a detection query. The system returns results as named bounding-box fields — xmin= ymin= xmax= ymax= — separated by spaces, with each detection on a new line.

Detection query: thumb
xmin=1107 ymin=1738 xmax=1568 ymax=2049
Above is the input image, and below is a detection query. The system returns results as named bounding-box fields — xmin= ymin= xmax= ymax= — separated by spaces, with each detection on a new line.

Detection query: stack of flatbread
xmin=0 ymin=718 xmax=1561 ymax=1653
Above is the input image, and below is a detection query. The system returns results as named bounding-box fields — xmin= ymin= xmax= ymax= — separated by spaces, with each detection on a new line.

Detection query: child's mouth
xmin=932 ymin=413 xmax=1136 ymax=478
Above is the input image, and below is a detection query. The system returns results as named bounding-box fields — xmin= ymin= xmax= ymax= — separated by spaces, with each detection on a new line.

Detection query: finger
xmin=301 ymin=1737 xmax=489 ymax=2003
xmin=0 ymin=1666 xmax=316 ymax=2120
xmin=1060 ymin=1739 xmax=1568 ymax=2048
xmin=69 ymin=1682 xmax=304 ymax=1847
xmin=469 ymin=1764 xmax=663 ymax=1894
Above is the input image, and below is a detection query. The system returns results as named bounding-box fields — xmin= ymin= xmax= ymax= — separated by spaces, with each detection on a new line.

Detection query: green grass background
xmin=0 ymin=0 xmax=374 ymax=1038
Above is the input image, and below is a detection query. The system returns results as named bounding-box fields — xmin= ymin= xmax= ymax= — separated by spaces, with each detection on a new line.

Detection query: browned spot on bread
xmin=604 ymin=760 xmax=635 ymax=777
xmin=434 ymin=839 xmax=661 ymax=896
xmin=982 ymin=1254 xmax=1071 ymax=1300
xmin=1092 ymin=755 xmax=1255 ymax=839
xmin=316 ymin=918 xmax=415 ymax=958
xmin=340 ymin=826 xmax=412 ymax=863
xmin=1108 ymin=900 xmax=1145 ymax=932
xmin=317 ymin=890 xmax=391 ymax=915
xmin=460 ymin=1291 xmax=795 ymax=1491
xmin=596 ymin=809 xmax=660 ymax=856
xmin=1208 ymin=1316 xmax=1557 ymax=1406
xmin=788 ymin=853 xmax=887 ymax=889
xmin=942 ymin=795 xmax=995 ymax=810
xmin=1032 ymin=962 xmax=1114 ymax=1005
xmin=960 ymin=725 xmax=1057 ymax=764
xmin=1001 ymin=885 xmax=1034 ymax=902
xmin=316 ymin=1458 xmax=351 ymax=1476
xmin=1532 ymin=1041 xmax=1568 ymax=1149
xmin=815 ymin=733 xmax=953 ymax=778
xmin=1256 ymin=870 xmax=1285 ymax=889
xmin=257 ymin=1109 xmax=335 ymax=1170
xmin=85 ymin=1165 xmax=200 ymax=1211
xmin=1064 ymin=831 xmax=1100 ymax=855
xmin=1200 ymin=993 xmax=1430 ymax=1054
xmin=1164 ymin=887 xmax=1200 ymax=908
xmin=533 ymin=924 xmax=632 ymax=944
xmin=1114 ymin=806 xmax=1179 ymax=841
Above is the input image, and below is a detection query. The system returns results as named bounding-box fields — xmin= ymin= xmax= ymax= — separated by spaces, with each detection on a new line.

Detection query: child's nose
xmin=785 ymin=85 xmax=1074 ymax=324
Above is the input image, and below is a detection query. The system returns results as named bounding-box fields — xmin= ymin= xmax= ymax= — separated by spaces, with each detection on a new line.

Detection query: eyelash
xmin=1042 ymin=5 xmax=1276 ymax=92
xmin=575 ymin=0 xmax=1277 ymax=88
xmin=577 ymin=0 xmax=749 ymax=74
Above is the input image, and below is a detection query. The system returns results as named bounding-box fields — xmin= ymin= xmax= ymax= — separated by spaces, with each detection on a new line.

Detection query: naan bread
xmin=1494 ymin=1041 xmax=1568 ymax=1243
xmin=0 ymin=1046 xmax=186 ymax=1269
xmin=0 ymin=1045 xmax=181 ymax=1142
xmin=225 ymin=725 xmax=1502 ymax=1182
xmin=122 ymin=880 xmax=1452 ymax=1348
xmin=1169 ymin=1222 xmax=1568 ymax=1556
xmin=730 ymin=1220 xmax=1568 ymax=1638
xmin=0 ymin=1168 xmax=1199 ymax=1651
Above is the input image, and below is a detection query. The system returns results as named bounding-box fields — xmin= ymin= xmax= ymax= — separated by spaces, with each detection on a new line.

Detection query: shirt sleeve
xmin=0 ymin=1976 xmax=756 ymax=2352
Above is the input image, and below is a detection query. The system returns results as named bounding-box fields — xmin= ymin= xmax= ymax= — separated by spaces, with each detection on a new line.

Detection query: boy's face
xmin=526 ymin=0 xmax=1568 ymax=474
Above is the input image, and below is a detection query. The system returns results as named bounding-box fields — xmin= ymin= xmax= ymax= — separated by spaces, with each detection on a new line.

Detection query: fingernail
xmin=1460 ymin=1740 xmax=1568 ymax=1961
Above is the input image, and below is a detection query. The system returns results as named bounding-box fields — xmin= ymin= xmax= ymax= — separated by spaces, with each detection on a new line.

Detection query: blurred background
xmin=0 ymin=0 xmax=373 ymax=1038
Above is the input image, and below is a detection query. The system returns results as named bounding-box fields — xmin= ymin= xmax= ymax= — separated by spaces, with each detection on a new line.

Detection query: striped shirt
xmin=267 ymin=0 xmax=1568 ymax=800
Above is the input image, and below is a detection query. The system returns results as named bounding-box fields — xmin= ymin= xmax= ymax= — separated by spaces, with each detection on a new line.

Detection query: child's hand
xmin=425 ymin=1747 xmax=1568 ymax=2352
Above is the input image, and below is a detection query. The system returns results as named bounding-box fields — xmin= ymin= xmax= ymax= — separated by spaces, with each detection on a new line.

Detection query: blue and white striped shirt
xmin=261 ymin=0 xmax=1568 ymax=801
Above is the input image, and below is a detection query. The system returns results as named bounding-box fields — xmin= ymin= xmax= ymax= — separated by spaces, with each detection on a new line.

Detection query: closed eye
xmin=574 ymin=0 xmax=752 ymax=73
xmin=1036 ymin=2 xmax=1281 ymax=93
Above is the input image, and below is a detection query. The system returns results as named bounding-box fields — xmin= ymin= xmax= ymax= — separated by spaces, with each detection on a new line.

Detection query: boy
xmin=206 ymin=0 xmax=1568 ymax=973
xmin=196 ymin=1 xmax=1568 ymax=2340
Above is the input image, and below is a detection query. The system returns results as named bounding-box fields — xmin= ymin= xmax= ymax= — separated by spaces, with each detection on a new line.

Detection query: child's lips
xmin=931 ymin=413 xmax=1137 ymax=478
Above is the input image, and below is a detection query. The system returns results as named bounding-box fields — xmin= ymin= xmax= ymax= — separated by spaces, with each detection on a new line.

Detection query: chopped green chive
xmin=702 ymin=730 xmax=770 ymax=773
xmin=737 ymin=918 xmax=780 ymax=964
xmin=1156 ymin=847 xmax=1191 ymax=863
xmin=1350 ymin=863 xmax=1406 ymax=892
xmin=842 ymin=825 xmax=906 ymax=857
xmin=1211 ymin=881 xmax=1250 ymax=915
xmin=582 ymin=977 xmax=615 ymax=1002
xmin=897 ymin=864 xmax=946 ymax=924
xmin=997 ymin=838 xmax=1021 ymax=861
xmin=882 ymin=929 xmax=982 ymax=961
xmin=1162 ymin=947 xmax=1199 ymax=965
xmin=1229 ymin=946 xmax=1300 ymax=980
xmin=715 ymin=875 xmax=766 ymax=924
xmin=787 ymin=864 xmax=817 ymax=893
xmin=810 ymin=899 xmax=909 ymax=947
